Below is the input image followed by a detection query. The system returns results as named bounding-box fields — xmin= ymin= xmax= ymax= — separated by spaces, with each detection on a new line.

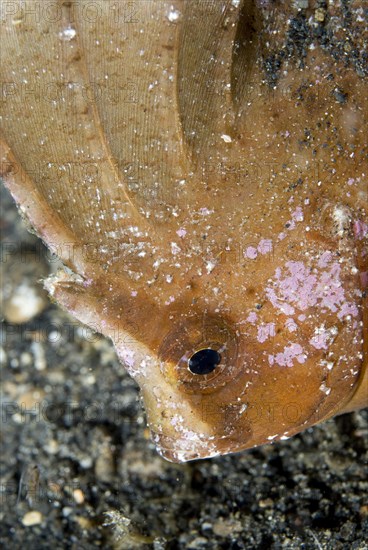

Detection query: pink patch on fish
xmin=246 ymin=312 xmax=258 ymax=324
xmin=353 ymin=220 xmax=368 ymax=240
xmin=258 ymin=239 xmax=273 ymax=255
xmin=285 ymin=318 xmax=297 ymax=332
xmin=310 ymin=332 xmax=329 ymax=350
xmin=269 ymin=343 xmax=306 ymax=367
xmin=257 ymin=323 xmax=276 ymax=343
xmin=265 ymin=259 xmax=358 ymax=319
xmin=266 ymin=287 xmax=295 ymax=315
xmin=245 ymin=246 xmax=258 ymax=259
xmin=318 ymin=251 xmax=333 ymax=268
xmin=176 ymin=228 xmax=187 ymax=238
xmin=118 ymin=347 xmax=136 ymax=369
xmin=292 ymin=206 xmax=304 ymax=222
xmin=337 ymin=302 xmax=358 ymax=320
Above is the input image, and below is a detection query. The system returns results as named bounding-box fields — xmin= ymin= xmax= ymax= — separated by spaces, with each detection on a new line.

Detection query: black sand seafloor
xmin=1 ymin=183 xmax=367 ymax=550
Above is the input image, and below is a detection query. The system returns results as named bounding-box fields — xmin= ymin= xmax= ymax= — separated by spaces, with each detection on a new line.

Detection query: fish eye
xmin=159 ymin=315 xmax=238 ymax=393
xmin=188 ymin=348 xmax=221 ymax=375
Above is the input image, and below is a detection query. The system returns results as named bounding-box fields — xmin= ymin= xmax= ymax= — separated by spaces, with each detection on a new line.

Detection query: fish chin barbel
xmin=0 ymin=0 xmax=367 ymax=463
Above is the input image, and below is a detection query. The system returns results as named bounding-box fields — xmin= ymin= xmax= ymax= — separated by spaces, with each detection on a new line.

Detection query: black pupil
xmin=188 ymin=349 xmax=221 ymax=375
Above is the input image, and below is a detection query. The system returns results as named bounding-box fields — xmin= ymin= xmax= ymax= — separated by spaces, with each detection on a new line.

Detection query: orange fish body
xmin=1 ymin=0 xmax=367 ymax=461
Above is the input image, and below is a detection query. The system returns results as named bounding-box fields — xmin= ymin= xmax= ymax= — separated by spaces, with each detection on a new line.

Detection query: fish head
xmin=111 ymin=215 xmax=365 ymax=463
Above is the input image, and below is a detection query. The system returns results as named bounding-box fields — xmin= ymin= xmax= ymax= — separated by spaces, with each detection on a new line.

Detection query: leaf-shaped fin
xmin=177 ymin=0 xmax=240 ymax=162
xmin=72 ymin=0 xmax=190 ymax=216
xmin=230 ymin=0 xmax=262 ymax=112
xmin=0 ymin=139 xmax=88 ymax=274
xmin=0 ymin=1 xmax=147 ymax=258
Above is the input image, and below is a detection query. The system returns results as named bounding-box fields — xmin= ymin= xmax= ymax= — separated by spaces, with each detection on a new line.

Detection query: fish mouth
xmin=150 ymin=430 xmax=228 ymax=463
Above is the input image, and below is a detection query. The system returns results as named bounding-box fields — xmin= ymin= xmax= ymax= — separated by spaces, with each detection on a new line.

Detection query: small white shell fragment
xmin=3 ymin=283 xmax=46 ymax=324
xmin=22 ymin=511 xmax=43 ymax=527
